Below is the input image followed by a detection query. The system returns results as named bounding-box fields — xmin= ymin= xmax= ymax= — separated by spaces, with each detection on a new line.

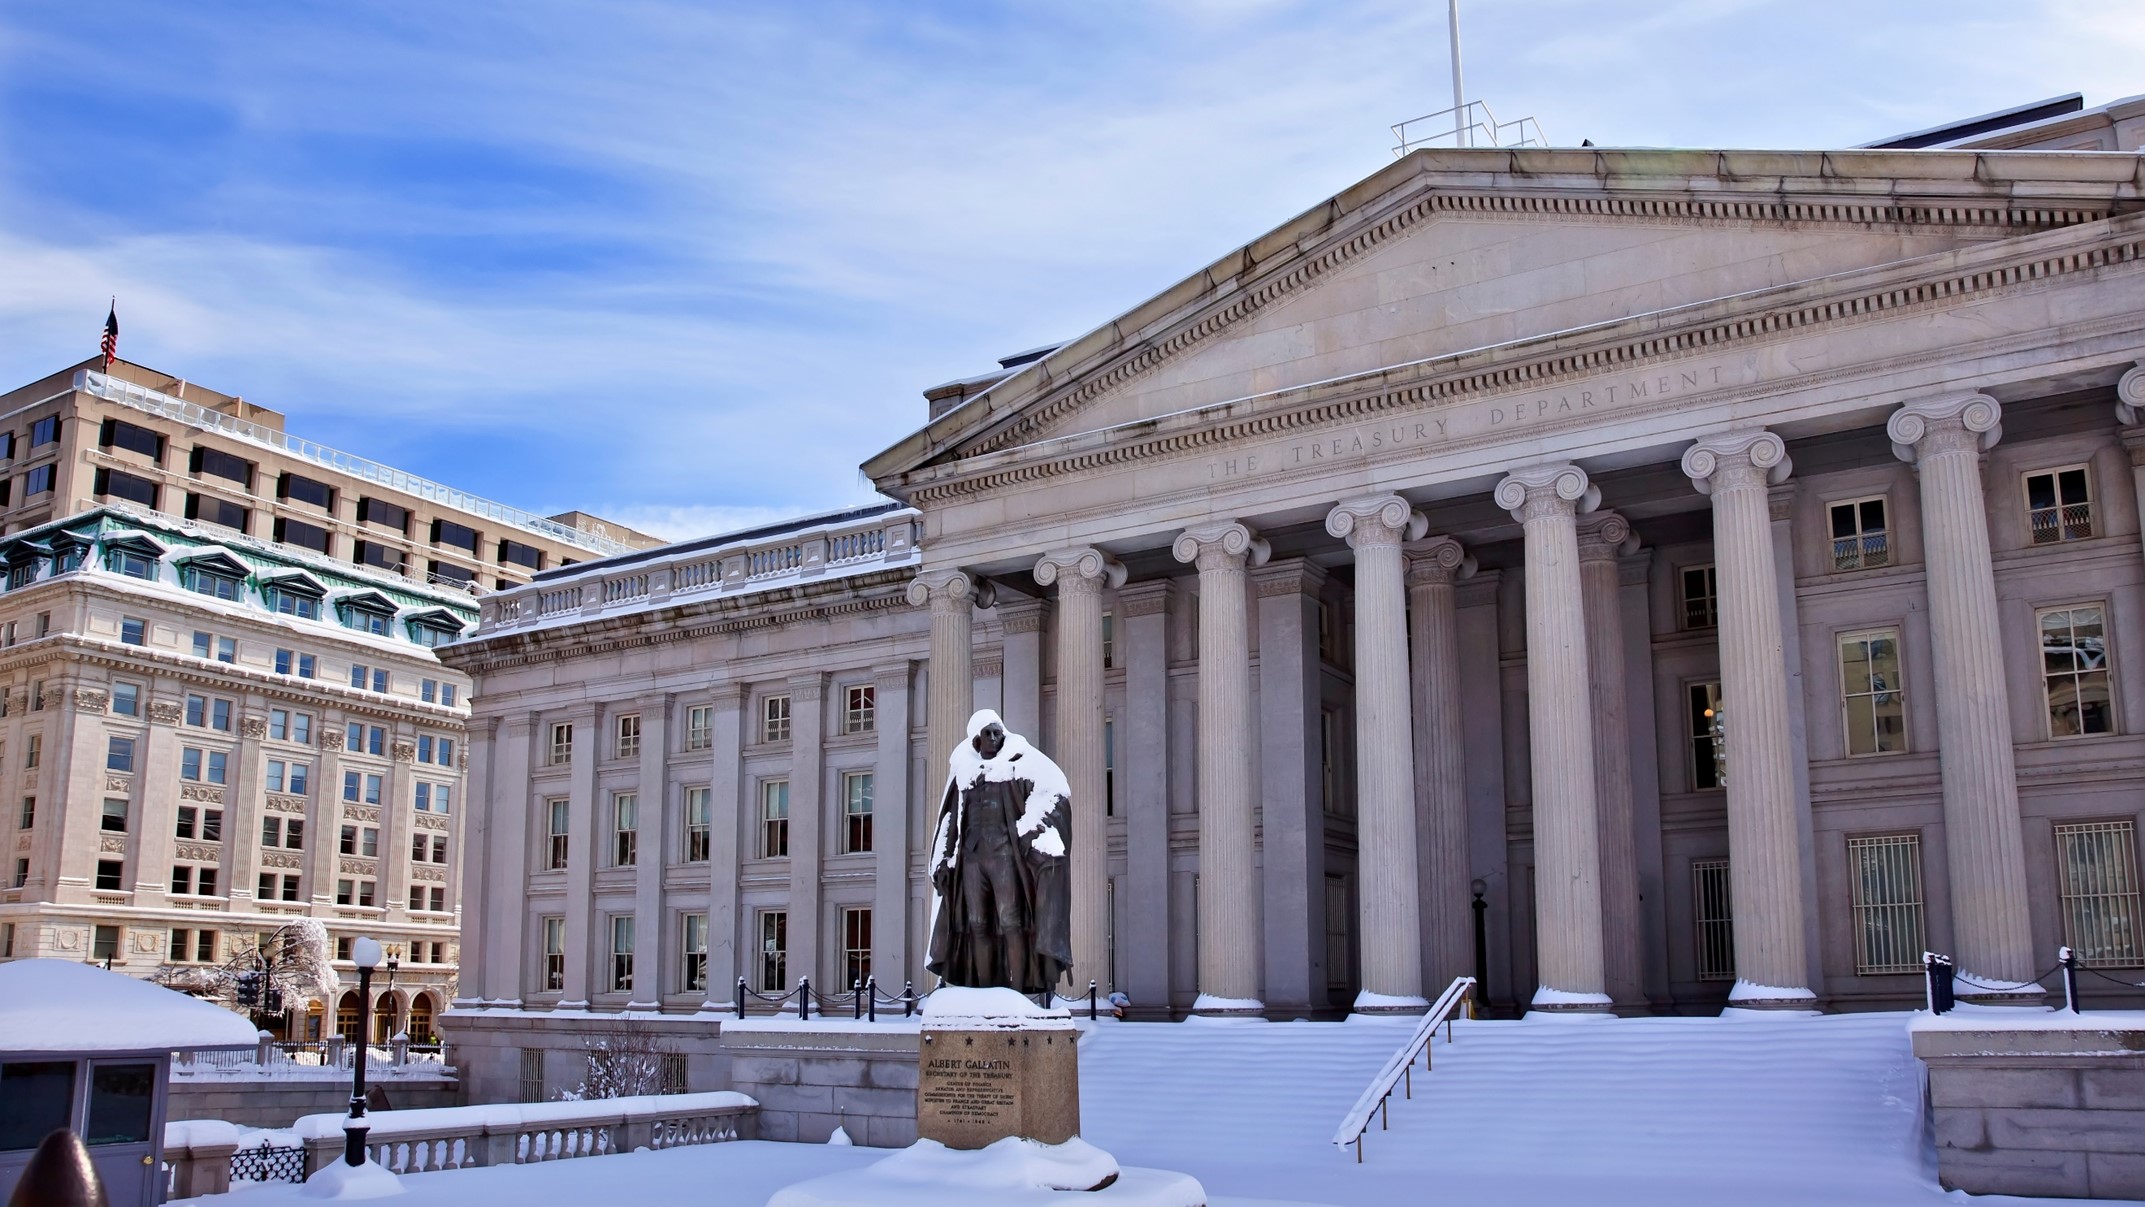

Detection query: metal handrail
xmin=1331 ymin=976 xmax=1476 ymax=1162
xmin=1390 ymin=100 xmax=1548 ymax=156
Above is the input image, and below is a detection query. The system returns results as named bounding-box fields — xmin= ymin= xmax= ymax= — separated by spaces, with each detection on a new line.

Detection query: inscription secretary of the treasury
xmin=926 ymin=709 xmax=1074 ymax=995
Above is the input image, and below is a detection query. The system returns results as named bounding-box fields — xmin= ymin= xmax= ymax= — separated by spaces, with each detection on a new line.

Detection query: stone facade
xmin=1916 ymin=1020 xmax=2145 ymax=1198
xmin=443 ymin=141 xmax=2145 ymax=1075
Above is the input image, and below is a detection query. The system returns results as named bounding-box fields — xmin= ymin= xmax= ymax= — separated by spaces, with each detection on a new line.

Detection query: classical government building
xmin=0 ymin=360 xmax=656 ymax=1040
xmin=443 ymin=98 xmax=2145 ymax=1091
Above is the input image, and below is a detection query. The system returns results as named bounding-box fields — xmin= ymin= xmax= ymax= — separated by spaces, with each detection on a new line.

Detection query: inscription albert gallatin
xmin=921 ymin=1056 xmax=1018 ymax=1120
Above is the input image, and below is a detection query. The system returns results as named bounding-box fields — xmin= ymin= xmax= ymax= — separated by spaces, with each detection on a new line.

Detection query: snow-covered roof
xmin=0 ymin=959 xmax=261 ymax=1053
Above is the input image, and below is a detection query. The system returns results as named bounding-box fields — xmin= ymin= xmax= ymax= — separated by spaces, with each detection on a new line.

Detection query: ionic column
xmin=906 ymin=571 xmax=991 ymax=790
xmin=1681 ymin=432 xmax=1814 ymax=1008
xmin=1887 ymin=395 xmax=2037 ymax=998
xmin=1034 ymin=548 xmax=1125 ymax=998
xmin=1406 ymin=536 xmax=1474 ymax=992
xmin=1172 ymin=521 xmax=1269 ymax=1013
xmin=1327 ymin=495 xmax=1429 ymax=1011
xmin=1576 ymin=511 xmax=1645 ymax=1010
xmin=1494 ymin=464 xmax=1610 ymax=1012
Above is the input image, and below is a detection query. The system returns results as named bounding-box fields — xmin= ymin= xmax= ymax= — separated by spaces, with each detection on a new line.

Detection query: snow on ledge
xmin=0 ymin=958 xmax=260 ymax=1053
xmin=921 ymin=986 xmax=1072 ymax=1030
xmin=1353 ymin=990 xmax=1430 ymax=1012
xmin=1729 ymin=980 xmax=1818 ymax=1003
xmin=1908 ymin=1005 xmax=2145 ymax=1033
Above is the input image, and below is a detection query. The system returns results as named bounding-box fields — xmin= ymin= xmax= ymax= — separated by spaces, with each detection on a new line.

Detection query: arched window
xmin=408 ymin=993 xmax=436 ymax=1044
xmin=335 ymin=992 xmax=360 ymax=1042
xmin=305 ymin=1000 xmax=325 ymax=1042
xmin=374 ymin=991 xmax=399 ymax=1043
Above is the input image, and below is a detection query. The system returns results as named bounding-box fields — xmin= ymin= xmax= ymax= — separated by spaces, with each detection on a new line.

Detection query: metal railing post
xmin=736 ymin=978 xmax=746 ymax=1020
xmin=1088 ymin=980 xmax=1098 ymax=1021
xmin=798 ymin=976 xmax=810 ymax=1022
xmin=904 ymin=981 xmax=915 ymax=1018
xmin=852 ymin=980 xmax=862 ymax=1021
xmin=2061 ymin=946 xmax=2080 ymax=1013
xmin=866 ymin=977 xmax=877 ymax=1023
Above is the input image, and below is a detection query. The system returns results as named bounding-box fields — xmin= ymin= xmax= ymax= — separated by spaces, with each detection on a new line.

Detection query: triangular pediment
xmin=864 ymin=146 xmax=2140 ymax=486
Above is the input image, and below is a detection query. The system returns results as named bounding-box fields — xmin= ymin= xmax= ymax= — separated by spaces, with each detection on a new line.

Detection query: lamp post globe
xmin=344 ymin=937 xmax=383 ymax=1167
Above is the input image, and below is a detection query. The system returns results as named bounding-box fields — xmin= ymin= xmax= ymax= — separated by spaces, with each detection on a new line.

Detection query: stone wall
xmin=441 ymin=1008 xmax=729 ymax=1105
xmin=719 ymin=1021 xmax=922 ymax=1147
xmin=169 ymin=1077 xmax=462 ymax=1130
xmin=1915 ymin=1020 xmax=2145 ymax=1199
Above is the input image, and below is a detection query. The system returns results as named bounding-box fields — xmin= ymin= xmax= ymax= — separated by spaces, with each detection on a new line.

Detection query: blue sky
xmin=1 ymin=1 xmax=2138 ymax=540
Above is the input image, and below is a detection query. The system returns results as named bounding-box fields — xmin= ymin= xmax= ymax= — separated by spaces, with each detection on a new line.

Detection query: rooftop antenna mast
xmin=1448 ymin=0 xmax=1467 ymax=148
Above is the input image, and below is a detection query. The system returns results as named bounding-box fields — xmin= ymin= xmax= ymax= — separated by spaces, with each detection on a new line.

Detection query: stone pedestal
xmin=916 ymin=987 xmax=1082 ymax=1153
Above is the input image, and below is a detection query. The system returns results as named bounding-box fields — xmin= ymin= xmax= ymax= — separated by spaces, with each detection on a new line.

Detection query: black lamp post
xmin=344 ymin=936 xmax=383 ymax=1168
xmin=1470 ymin=879 xmax=1489 ymax=1009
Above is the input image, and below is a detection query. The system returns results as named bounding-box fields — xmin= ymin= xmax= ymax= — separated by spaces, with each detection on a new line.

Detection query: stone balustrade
xmin=279 ymin=1092 xmax=758 ymax=1176
xmin=478 ymin=507 xmax=919 ymax=635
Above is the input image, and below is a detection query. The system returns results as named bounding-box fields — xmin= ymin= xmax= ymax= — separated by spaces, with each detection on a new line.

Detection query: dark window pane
xmin=99 ymin=419 xmax=165 ymax=461
xmin=354 ymin=541 xmax=405 ymax=574
xmin=190 ymin=447 xmax=255 ymax=490
xmin=358 ymin=498 xmax=411 ymax=533
xmin=187 ymin=494 xmax=249 ymax=532
xmin=279 ymin=472 xmax=335 ymax=510
xmin=84 ymin=1063 xmax=154 ymax=1146
xmin=94 ymin=468 xmax=159 ymax=509
xmin=499 ymin=539 xmax=542 ymax=570
xmin=275 ymin=517 xmax=332 ymax=555
xmin=1829 ymin=503 xmax=1854 ymax=539
xmin=2028 ymin=474 xmax=2056 ymax=511
xmin=428 ymin=560 xmax=474 ymax=586
xmin=431 ymin=519 xmax=480 ymax=552
xmin=0 ymin=1061 xmax=77 ymax=1151
xmin=2060 ymin=468 xmax=2090 ymax=505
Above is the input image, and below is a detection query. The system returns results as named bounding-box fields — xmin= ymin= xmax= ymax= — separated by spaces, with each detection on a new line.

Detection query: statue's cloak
xmin=926 ymin=709 xmax=1073 ymax=994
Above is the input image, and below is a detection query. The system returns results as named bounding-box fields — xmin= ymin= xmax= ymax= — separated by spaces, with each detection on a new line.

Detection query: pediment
xmin=865 ymin=146 xmax=2143 ymax=487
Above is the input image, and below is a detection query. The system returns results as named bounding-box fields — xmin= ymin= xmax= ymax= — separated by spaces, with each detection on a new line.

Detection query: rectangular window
xmin=99 ymin=798 xmax=127 ymax=833
xmin=2026 ymin=466 xmax=2094 ymax=544
xmin=171 ymin=865 xmax=192 ymax=895
xmin=684 ymin=787 xmax=710 ymax=863
xmin=22 ymin=734 xmax=36 ymax=769
xmin=1687 ymin=681 xmax=1725 ymax=791
xmin=613 ymin=794 xmax=638 ymax=866
xmin=16 ymin=797 xmax=31 ymax=828
xmin=842 ymin=772 xmax=873 ymax=854
xmin=758 ymin=910 xmax=788 ymax=992
xmin=94 ymin=860 xmax=123 ymax=891
xmin=686 ymin=705 xmax=712 ymax=751
xmin=1838 ymin=629 xmax=1907 ymax=756
xmin=92 ymin=924 xmax=121 ymax=961
xmin=843 ymin=685 xmax=875 ymax=735
xmin=170 ymin=927 xmax=191 ymax=962
xmin=549 ymin=722 xmax=573 ymax=765
xmin=840 ymin=906 xmax=872 ymax=990
xmin=542 ymin=917 xmax=566 ymax=990
xmin=195 ymin=930 xmax=217 ymax=962
xmin=547 ymin=799 xmax=570 ymax=870
xmin=1104 ymin=717 xmax=1116 ymax=817
xmin=2055 ymin=821 xmax=2143 ymax=968
xmin=106 ymin=737 xmax=135 ymax=773
xmin=760 ymin=780 xmax=790 ymax=858
xmin=499 ymin=539 xmax=543 ymax=571
xmin=285 ymin=819 xmax=304 ymax=849
xmin=186 ymin=493 xmax=250 ymax=533
xmin=356 ymin=497 xmax=411 ymax=534
xmin=336 ymin=879 xmax=354 ymax=905
xmin=24 ymin=464 xmax=55 ymax=497
xmin=609 ymin=916 xmax=635 ymax=992
xmin=414 ymin=783 xmax=431 ymax=812
xmin=1319 ymin=707 xmax=1343 ymax=816
xmin=30 ymin=416 xmax=59 ymax=447
xmin=353 ymin=541 xmax=405 ymax=574
xmin=100 ymin=418 xmax=165 ymax=461
xmin=1847 ymin=834 xmax=1926 ymax=975
xmin=762 ymin=695 xmax=792 ymax=743
xmin=2040 ymin=604 xmax=2114 ymax=738
xmin=1680 ymin=565 xmax=1718 ymax=629
xmin=190 ymin=446 xmax=254 ymax=489
xmin=119 ymin=617 xmax=146 ymax=646
xmin=430 ymin=834 xmax=447 ymax=863
xmin=112 ymin=682 xmax=139 ymax=717
xmin=279 ymin=472 xmax=335 ymax=511
xmin=266 ymin=760 xmax=286 ymax=794
xmin=680 ymin=913 xmax=709 ymax=993
xmin=1102 ymin=611 xmax=1115 ymax=670
xmin=431 ymin=518 xmax=480 ymax=552
xmin=181 ymin=747 xmax=203 ymax=781
xmin=1692 ymin=859 xmax=1735 ymax=982
xmin=274 ymin=517 xmax=332 ymax=556
xmin=360 ymin=827 xmax=378 ymax=858
xmin=1828 ymin=496 xmax=1890 ymax=572
xmin=615 ymin=713 xmax=640 ymax=759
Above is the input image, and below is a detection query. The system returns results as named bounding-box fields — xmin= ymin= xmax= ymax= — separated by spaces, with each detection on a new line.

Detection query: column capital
xmin=1681 ymin=430 xmax=1791 ymax=495
xmin=996 ymin=596 xmax=1047 ymax=634
xmin=1888 ymin=393 xmax=2003 ymax=464
xmin=905 ymin=569 xmax=995 ymax=611
xmin=2117 ymin=360 xmax=2145 ymax=425
xmin=1574 ymin=511 xmax=1636 ymax=563
xmin=1251 ymin=558 xmax=1329 ymax=599
xmin=1324 ymin=494 xmax=1427 ymax=550
xmin=1172 ymin=521 xmax=1270 ymax=572
xmin=1494 ymin=463 xmax=1598 ymax=522
xmin=1033 ymin=547 xmax=1127 ymax=592
xmin=1404 ymin=536 xmax=1475 ymax=586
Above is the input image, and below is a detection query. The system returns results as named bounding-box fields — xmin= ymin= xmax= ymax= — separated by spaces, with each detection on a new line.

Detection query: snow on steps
xmin=1077 ymin=1012 xmax=1984 ymax=1207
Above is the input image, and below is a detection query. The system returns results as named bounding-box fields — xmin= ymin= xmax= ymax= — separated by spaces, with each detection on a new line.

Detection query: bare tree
xmin=557 ymin=1021 xmax=674 ymax=1100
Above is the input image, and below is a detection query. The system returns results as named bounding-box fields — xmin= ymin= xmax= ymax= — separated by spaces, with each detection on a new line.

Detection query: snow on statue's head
xmin=966 ymin=708 xmax=1008 ymax=759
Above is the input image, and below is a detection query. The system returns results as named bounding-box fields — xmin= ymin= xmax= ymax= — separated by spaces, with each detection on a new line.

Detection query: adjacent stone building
xmin=443 ymin=103 xmax=2145 ymax=1093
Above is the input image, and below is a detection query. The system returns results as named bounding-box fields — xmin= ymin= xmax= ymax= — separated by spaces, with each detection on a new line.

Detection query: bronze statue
xmin=926 ymin=710 xmax=1072 ymax=994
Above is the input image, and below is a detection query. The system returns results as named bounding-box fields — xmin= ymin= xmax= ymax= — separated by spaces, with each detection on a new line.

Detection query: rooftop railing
xmin=75 ymin=370 xmax=635 ymax=557
xmin=1391 ymin=100 xmax=1548 ymax=156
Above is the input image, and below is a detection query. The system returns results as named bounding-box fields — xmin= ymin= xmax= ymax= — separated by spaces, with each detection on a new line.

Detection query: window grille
xmin=1680 ymin=565 xmax=1717 ymax=629
xmin=2039 ymin=605 xmax=2113 ymax=738
xmin=519 ymin=1049 xmax=545 ymax=1103
xmin=2055 ymin=821 xmax=2143 ymax=968
xmin=1847 ymin=834 xmax=1926 ymax=974
xmin=2026 ymin=466 xmax=2094 ymax=544
xmin=1692 ymin=859 xmax=1735 ymax=981
xmin=660 ymin=1053 xmax=689 ymax=1095
xmin=1829 ymin=497 xmax=1889 ymax=571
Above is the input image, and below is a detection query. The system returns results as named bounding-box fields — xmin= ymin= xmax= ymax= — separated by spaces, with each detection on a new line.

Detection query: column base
xmin=1188 ymin=993 xmax=1265 ymax=1018
xmin=1350 ymin=990 xmax=1430 ymax=1016
xmin=1525 ymin=987 xmax=1614 ymax=1017
xmin=1725 ymin=980 xmax=1819 ymax=1012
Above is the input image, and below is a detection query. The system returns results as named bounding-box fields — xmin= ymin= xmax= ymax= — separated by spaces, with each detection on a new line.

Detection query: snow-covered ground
xmin=176 ymin=1010 xmax=2139 ymax=1207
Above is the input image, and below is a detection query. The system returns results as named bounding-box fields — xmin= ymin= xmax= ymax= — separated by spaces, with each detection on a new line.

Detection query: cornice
xmin=896 ymin=213 xmax=2145 ymax=508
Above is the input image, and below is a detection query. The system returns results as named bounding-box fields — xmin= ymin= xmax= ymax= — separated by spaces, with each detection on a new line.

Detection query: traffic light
xmin=235 ymin=971 xmax=260 ymax=1007
xmin=263 ymin=987 xmax=284 ymax=1016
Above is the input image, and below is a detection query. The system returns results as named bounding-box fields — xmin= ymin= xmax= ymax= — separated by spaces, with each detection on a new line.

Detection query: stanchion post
xmin=799 ymin=975 xmax=810 ymax=1022
xmin=1088 ymin=979 xmax=1098 ymax=1021
xmin=2061 ymin=946 xmax=2079 ymax=1014
xmin=904 ymin=980 xmax=915 ymax=1018
xmin=866 ymin=977 xmax=877 ymax=1023
xmin=736 ymin=977 xmax=747 ymax=1020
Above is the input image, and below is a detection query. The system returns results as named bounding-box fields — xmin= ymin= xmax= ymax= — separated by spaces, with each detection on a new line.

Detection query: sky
xmin=1 ymin=1 xmax=2140 ymax=542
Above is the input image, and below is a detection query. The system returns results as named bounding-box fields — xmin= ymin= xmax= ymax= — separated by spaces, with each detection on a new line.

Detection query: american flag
xmin=101 ymin=301 xmax=118 ymax=368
